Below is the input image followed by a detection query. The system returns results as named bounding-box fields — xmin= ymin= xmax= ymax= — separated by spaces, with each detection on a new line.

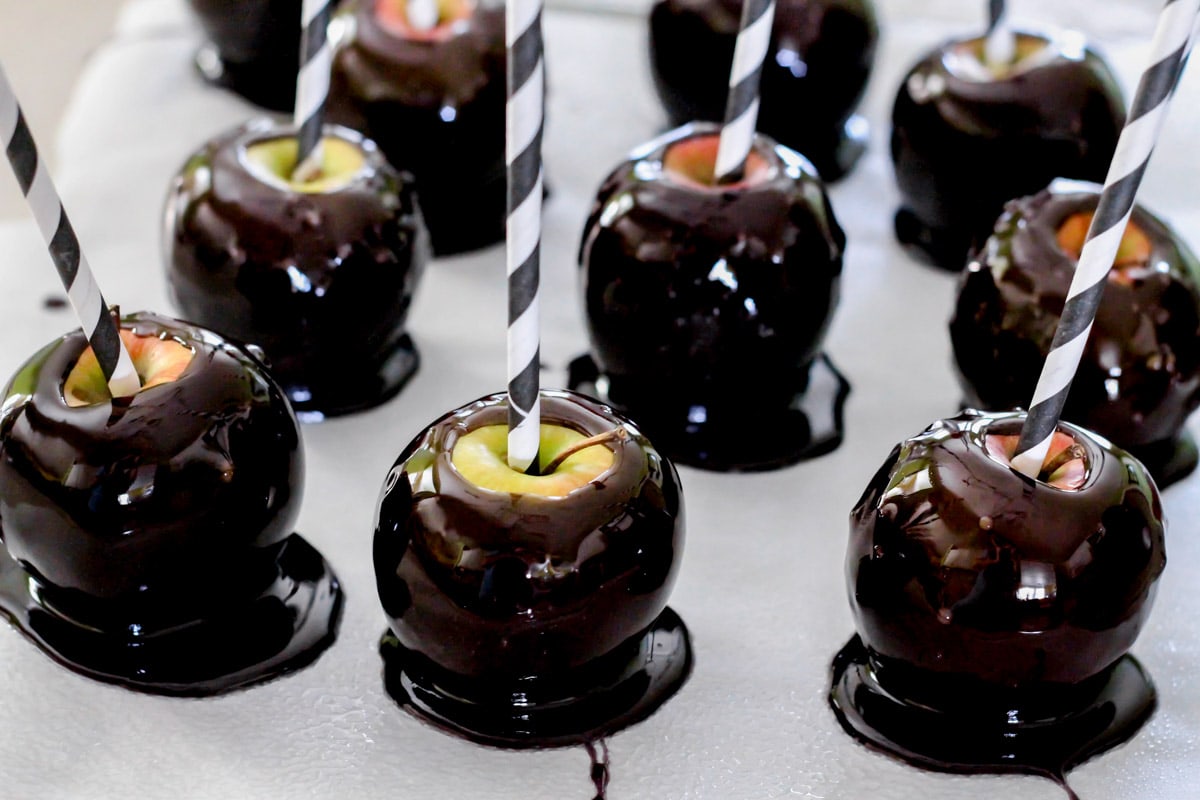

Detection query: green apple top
xmin=242 ymin=136 xmax=367 ymax=193
xmin=451 ymin=424 xmax=616 ymax=496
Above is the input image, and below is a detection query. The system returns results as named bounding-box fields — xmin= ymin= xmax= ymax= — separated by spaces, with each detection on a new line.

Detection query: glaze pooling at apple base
xmin=187 ymin=0 xmax=301 ymax=112
xmin=891 ymin=32 xmax=1124 ymax=269
xmin=831 ymin=410 xmax=1164 ymax=792
xmin=374 ymin=391 xmax=692 ymax=746
xmin=951 ymin=183 xmax=1200 ymax=486
xmin=830 ymin=636 xmax=1154 ymax=798
xmin=649 ymin=0 xmax=878 ymax=181
xmin=327 ymin=0 xmax=507 ymax=255
xmin=0 ymin=312 xmax=342 ymax=695
xmin=578 ymin=123 xmax=848 ymax=471
xmin=165 ymin=119 xmax=428 ymax=420
xmin=381 ymin=607 xmax=692 ymax=748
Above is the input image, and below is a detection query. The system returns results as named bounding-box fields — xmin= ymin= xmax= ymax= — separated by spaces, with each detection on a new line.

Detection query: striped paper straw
xmin=407 ymin=0 xmax=439 ymax=31
xmin=505 ymin=0 xmax=544 ymax=472
xmin=293 ymin=0 xmax=335 ymax=182
xmin=1011 ymin=0 xmax=1199 ymax=478
xmin=984 ymin=0 xmax=1015 ymax=67
xmin=714 ymin=0 xmax=775 ymax=183
xmin=0 ymin=66 xmax=140 ymax=398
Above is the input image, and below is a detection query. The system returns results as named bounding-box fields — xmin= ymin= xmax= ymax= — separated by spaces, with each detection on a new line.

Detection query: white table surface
xmin=1 ymin=1 xmax=1199 ymax=798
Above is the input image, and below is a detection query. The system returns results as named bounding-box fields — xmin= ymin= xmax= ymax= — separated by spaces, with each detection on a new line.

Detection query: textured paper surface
xmin=0 ymin=0 xmax=1198 ymax=797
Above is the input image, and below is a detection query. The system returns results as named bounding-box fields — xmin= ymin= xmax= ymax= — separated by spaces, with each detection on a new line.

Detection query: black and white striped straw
xmin=505 ymin=0 xmax=544 ymax=472
xmin=1011 ymin=0 xmax=1199 ymax=478
xmin=293 ymin=0 xmax=335 ymax=182
xmin=0 ymin=65 xmax=139 ymax=398
xmin=984 ymin=0 xmax=1015 ymax=67
xmin=714 ymin=0 xmax=775 ymax=183
xmin=407 ymin=0 xmax=439 ymax=31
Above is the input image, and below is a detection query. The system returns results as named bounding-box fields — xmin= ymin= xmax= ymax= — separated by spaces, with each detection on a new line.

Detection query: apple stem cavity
xmin=541 ymin=427 xmax=629 ymax=475
xmin=243 ymin=136 xmax=366 ymax=194
xmin=378 ymin=0 xmax=472 ymax=38
xmin=1042 ymin=441 xmax=1086 ymax=476
xmin=1056 ymin=212 xmax=1151 ymax=275
xmin=662 ymin=134 xmax=769 ymax=190
xmin=985 ymin=431 xmax=1088 ymax=490
xmin=291 ymin=155 xmax=324 ymax=184
xmin=64 ymin=329 xmax=194 ymax=407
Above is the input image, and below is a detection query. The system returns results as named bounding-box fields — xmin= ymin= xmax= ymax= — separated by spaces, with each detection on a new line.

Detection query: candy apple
xmin=950 ymin=182 xmax=1200 ymax=486
xmin=575 ymin=122 xmax=848 ymax=471
xmin=891 ymin=30 xmax=1124 ymax=269
xmin=0 ymin=311 xmax=342 ymax=695
xmin=165 ymin=117 xmax=428 ymax=421
xmin=327 ymin=0 xmax=506 ymax=255
xmin=187 ymin=0 xmax=307 ymax=111
xmin=373 ymin=390 xmax=692 ymax=746
xmin=832 ymin=409 xmax=1163 ymax=783
xmin=649 ymin=0 xmax=878 ymax=181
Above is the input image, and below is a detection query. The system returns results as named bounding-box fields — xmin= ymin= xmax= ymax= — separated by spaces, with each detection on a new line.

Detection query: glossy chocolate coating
xmin=848 ymin=410 xmax=1165 ymax=690
xmin=830 ymin=635 xmax=1156 ymax=791
xmin=0 ymin=312 xmax=301 ymax=609
xmin=891 ymin=33 xmax=1124 ymax=269
xmin=0 ymin=312 xmax=341 ymax=695
xmin=374 ymin=390 xmax=684 ymax=683
xmin=835 ymin=409 xmax=1164 ymax=787
xmin=579 ymin=123 xmax=845 ymax=470
xmin=165 ymin=119 xmax=428 ymax=419
xmin=380 ymin=604 xmax=692 ymax=747
xmin=951 ymin=185 xmax=1200 ymax=474
xmin=0 ymin=532 xmax=342 ymax=696
xmin=187 ymin=0 xmax=304 ymax=111
xmin=327 ymin=1 xmax=506 ymax=255
xmin=649 ymin=0 xmax=878 ymax=181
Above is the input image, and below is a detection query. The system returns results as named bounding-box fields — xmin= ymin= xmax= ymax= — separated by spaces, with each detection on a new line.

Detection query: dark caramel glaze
xmin=832 ymin=410 xmax=1164 ymax=789
xmin=327 ymin=1 xmax=506 ymax=255
xmin=830 ymin=636 xmax=1156 ymax=797
xmin=951 ymin=184 xmax=1200 ymax=485
xmin=892 ymin=33 xmax=1124 ymax=269
xmin=848 ymin=410 xmax=1164 ymax=687
xmin=578 ymin=123 xmax=846 ymax=471
xmin=0 ymin=312 xmax=342 ymax=695
xmin=186 ymin=0 xmax=304 ymax=111
xmin=165 ymin=119 xmax=428 ymax=420
xmin=649 ymin=0 xmax=878 ymax=181
xmin=374 ymin=390 xmax=692 ymax=746
xmin=567 ymin=352 xmax=850 ymax=472
xmin=381 ymin=606 xmax=692 ymax=748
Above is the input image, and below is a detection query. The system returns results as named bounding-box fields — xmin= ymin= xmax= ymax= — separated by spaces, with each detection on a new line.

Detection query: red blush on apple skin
xmin=375 ymin=0 xmax=473 ymax=40
xmin=985 ymin=430 xmax=1088 ymax=490
xmin=662 ymin=134 xmax=771 ymax=190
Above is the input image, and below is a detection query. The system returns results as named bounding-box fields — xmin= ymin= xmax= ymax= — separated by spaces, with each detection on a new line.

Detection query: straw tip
xmin=1009 ymin=447 xmax=1044 ymax=479
xmin=107 ymin=370 xmax=143 ymax=399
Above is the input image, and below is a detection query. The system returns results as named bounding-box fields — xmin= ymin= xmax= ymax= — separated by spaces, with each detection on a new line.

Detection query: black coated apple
xmin=0 ymin=311 xmax=342 ymax=695
xmin=649 ymin=0 xmax=878 ymax=181
xmin=576 ymin=122 xmax=847 ymax=471
xmin=327 ymin=0 xmax=506 ymax=255
xmin=950 ymin=182 xmax=1200 ymax=486
xmin=186 ymin=0 xmax=312 ymax=112
xmin=164 ymin=117 xmax=428 ymax=420
xmin=891 ymin=30 xmax=1124 ymax=269
xmin=831 ymin=409 xmax=1164 ymax=783
xmin=373 ymin=390 xmax=692 ymax=747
